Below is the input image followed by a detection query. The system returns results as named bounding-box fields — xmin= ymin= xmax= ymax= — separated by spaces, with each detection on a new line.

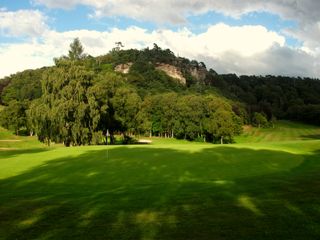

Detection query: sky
xmin=1 ymin=0 xmax=320 ymax=78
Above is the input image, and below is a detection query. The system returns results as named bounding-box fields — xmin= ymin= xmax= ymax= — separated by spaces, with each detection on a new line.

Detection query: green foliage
xmin=138 ymin=93 xmax=241 ymax=143
xmin=252 ymin=112 xmax=269 ymax=128
xmin=212 ymin=74 xmax=320 ymax=125
xmin=0 ymin=101 xmax=28 ymax=135
xmin=128 ymin=61 xmax=185 ymax=95
xmin=202 ymin=97 xmax=242 ymax=143
xmin=68 ymin=38 xmax=85 ymax=60
xmin=38 ymin=64 xmax=94 ymax=146
xmin=1 ymin=69 xmax=43 ymax=104
xmin=0 ymin=77 xmax=10 ymax=104
xmin=112 ymin=87 xmax=142 ymax=134
xmin=2 ymin=39 xmax=320 ymax=147
xmin=27 ymin=98 xmax=54 ymax=145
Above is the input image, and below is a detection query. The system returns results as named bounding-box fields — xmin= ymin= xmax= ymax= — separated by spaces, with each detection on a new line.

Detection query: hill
xmin=0 ymin=40 xmax=242 ymax=146
xmin=1 ymin=39 xmax=320 ymax=146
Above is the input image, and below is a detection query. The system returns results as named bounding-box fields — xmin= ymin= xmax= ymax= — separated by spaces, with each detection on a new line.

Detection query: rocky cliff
xmin=114 ymin=63 xmax=133 ymax=74
xmin=155 ymin=63 xmax=186 ymax=85
xmin=114 ymin=61 xmax=209 ymax=86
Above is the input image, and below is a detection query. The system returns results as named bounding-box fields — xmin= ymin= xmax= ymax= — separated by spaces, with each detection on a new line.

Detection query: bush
xmin=252 ymin=112 xmax=268 ymax=128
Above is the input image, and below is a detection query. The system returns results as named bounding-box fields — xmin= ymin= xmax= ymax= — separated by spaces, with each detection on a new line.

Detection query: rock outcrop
xmin=190 ymin=66 xmax=207 ymax=82
xmin=114 ymin=63 xmax=133 ymax=74
xmin=155 ymin=63 xmax=186 ymax=85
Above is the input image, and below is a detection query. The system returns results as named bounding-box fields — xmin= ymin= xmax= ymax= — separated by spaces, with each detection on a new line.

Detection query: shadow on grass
xmin=0 ymin=146 xmax=320 ymax=239
xmin=301 ymin=134 xmax=320 ymax=140
xmin=0 ymin=148 xmax=49 ymax=159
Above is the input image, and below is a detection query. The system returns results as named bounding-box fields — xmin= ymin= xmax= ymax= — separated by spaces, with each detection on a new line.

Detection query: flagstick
xmin=106 ymin=129 xmax=109 ymax=161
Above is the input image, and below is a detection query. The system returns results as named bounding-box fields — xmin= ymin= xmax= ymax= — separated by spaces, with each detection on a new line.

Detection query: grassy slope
xmin=235 ymin=120 xmax=320 ymax=143
xmin=0 ymin=127 xmax=46 ymax=149
xmin=0 ymin=123 xmax=320 ymax=239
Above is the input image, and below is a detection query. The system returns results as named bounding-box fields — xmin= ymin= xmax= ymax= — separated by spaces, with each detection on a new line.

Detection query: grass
xmin=0 ymin=127 xmax=47 ymax=149
xmin=235 ymin=120 xmax=320 ymax=143
xmin=0 ymin=122 xmax=320 ymax=239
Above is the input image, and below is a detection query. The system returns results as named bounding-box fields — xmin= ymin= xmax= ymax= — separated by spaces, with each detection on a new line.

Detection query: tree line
xmin=0 ymin=39 xmax=243 ymax=146
xmin=3 ymin=39 xmax=320 ymax=145
xmin=210 ymin=74 xmax=320 ymax=125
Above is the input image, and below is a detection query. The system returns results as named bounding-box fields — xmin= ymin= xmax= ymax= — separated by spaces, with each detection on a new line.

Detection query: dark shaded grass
xmin=0 ymin=148 xmax=48 ymax=159
xmin=0 ymin=146 xmax=320 ymax=239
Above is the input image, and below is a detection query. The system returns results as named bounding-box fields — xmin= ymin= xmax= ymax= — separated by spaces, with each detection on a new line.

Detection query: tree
xmin=174 ymin=95 xmax=204 ymax=140
xmin=68 ymin=38 xmax=85 ymax=61
xmin=161 ymin=93 xmax=179 ymax=138
xmin=202 ymin=97 xmax=242 ymax=144
xmin=204 ymin=109 xmax=239 ymax=144
xmin=137 ymin=96 xmax=153 ymax=137
xmin=29 ymin=62 xmax=94 ymax=146
xmin=87 ymin=72 xmax=125 ymax=144
xmin=1 ymin=69 xmax=43 ymax=104
xmin=0 ymin=100 xmax=27 ymax=135
xmin=112 ymin=87 xmax=141 ymax=136
xmin=27 ymin=99 xmax=55 ymax=145
xmin=252 ymin=112 xmax=268 ymax=128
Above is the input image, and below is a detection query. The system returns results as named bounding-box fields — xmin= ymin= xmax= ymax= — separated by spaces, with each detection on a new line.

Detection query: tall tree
xmin=29 ymin=62 xmax=94 ymax=146
xmin=0 ymin=100 xmax=27 ymax=135
xmin=87 ymin=72 xmax=125 ymax=144
xmin=68 ymin=38 xmax=85 ymax=61
xmin=252 ymin=112 xmax=268 ymax=128
xmin=112 ymin=87 xmax=141 ymax=136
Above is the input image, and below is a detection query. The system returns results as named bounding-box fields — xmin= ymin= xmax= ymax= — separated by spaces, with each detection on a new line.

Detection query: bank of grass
xmin=0 ymin=122 xmax=320 ymax=239
xmin=235 ymin=120 xmax=320 ymax=143
xmin=0 ymin=127 xmax=46 ymax=149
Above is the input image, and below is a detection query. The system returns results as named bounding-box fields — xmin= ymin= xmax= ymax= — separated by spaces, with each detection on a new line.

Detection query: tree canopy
xmin=2 ymin=38 xmax=320 ymax=145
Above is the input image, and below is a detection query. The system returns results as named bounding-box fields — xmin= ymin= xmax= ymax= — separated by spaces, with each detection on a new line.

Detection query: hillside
xmin=0 ymin=41 xmax=243 ymax=146
xmin=235 ymin=120 xmax=320 ymax=143
xmin=1 ymin=40 xmax=320 ymax=146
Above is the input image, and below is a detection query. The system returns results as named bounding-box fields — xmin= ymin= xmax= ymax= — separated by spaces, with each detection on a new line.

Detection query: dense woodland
xmin=1 ymin=38 xmax=320 ymax=146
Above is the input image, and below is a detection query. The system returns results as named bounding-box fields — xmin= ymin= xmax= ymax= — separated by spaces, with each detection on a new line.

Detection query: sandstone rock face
xmin=114 ymin=62 xmax=187 ymax=85
xmin=190 ymin=67 xmax=207 ymax=82
xmin=155 ymin=63 xmax=186 ymax=85
xmin=114 ymin=63 xmax=133 ymax=74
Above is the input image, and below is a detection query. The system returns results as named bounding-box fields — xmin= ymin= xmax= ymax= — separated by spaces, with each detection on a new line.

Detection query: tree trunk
xmin=220 ymin=136 xmax=224 ymax=144
xmin=110 ymin=134 xmax=115 ymax=145
xmin=64 ymin=140 xmax=70 ymax=147
xmin=171 ymin=129 xmax=174 ymax=138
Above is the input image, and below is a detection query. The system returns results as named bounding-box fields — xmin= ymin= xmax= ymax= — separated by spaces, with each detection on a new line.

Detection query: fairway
xmin=1 ymin=123 xmax=320 ymax=239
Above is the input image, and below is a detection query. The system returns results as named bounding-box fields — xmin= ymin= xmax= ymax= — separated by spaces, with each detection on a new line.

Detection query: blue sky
xmin=0 ymin=0 xmax=319 ymax=78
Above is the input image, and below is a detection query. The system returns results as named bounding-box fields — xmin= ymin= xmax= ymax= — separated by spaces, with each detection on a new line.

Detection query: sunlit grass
xmin=235 ymin=120 xmax=320 ymax=143
xmin=0 ymin=127 xmax=45 ymax=149
xmin=0 ymin=121 xmax=320 ymax=239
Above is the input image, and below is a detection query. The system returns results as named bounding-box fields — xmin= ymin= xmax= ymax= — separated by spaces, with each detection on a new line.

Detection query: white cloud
xmin=200 ymin=46 xmax=320 ymax=77
xmin=32 ymin=0 xmax=320 ymax=55
xmin=33 ymin=0 xmax=320 ymax=24
xmin=0 ymin=9 xmax=48 ymax=37
xmin=1 ymin=24 xmax=317 ymax=79
xmin=0 ymin=42 xmax=53 ymax=78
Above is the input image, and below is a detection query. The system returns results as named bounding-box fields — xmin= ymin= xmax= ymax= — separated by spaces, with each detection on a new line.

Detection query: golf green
xmin=0 ymin=122 xmax=320 ymax=239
